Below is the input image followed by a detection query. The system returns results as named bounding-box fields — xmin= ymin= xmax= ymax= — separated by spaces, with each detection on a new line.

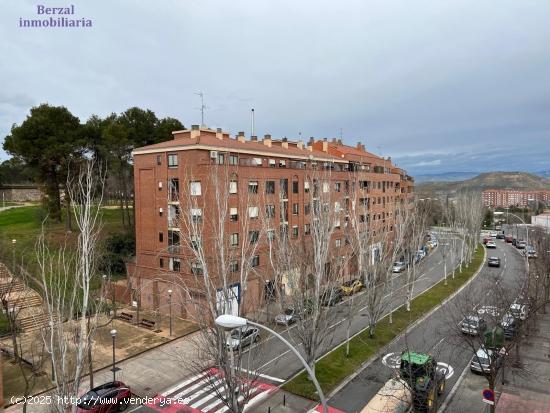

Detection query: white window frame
xmin=190 ymin=181 xmax=202 ymax=196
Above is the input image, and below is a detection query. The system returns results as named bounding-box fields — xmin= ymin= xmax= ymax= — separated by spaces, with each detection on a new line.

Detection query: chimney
xmin=282 ymin=137 xmax=288 ymax=148
xmin=297 ymin=140 xmax=304 ymax=150
xmin=237 ymin=131 xmax=246 ymax=143
xmin=337 ymin=139 xmax=342 ymax=145
xmin=263 ymin=134 xmax=272 ymax=147
xmin=251 ymin=135 xmax=258 ymax=142
xmin=308 ymin=137 xmax=315 ymax=146
xmin=356 ymin=141 xmax=362 ymax=150
xmin=322 ymin=137 xmax=328 ymax=153
xmin=216 ymin=127 xmax=223 ymax=140
xmin=332 ymin=138 xmax=337 ymax=143
xmin=190 ymin=124 xmax=200 ymax=139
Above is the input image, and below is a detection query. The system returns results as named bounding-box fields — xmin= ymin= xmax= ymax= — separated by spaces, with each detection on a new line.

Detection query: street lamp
xmin=110 ymin=329 xmax=117 ymax=382
xmin=168 ymin=289 xmax=173 ymax=337
xmin=11 ymin=239 xmax=16 ymax=274
xmin=215 ymin=314 xmax=329 ymax=413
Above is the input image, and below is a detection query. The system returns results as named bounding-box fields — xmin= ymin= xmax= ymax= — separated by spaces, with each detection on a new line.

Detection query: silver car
xmin=470 ymin=347 xmax=499 ymax=374
xmin=226 ymin=326 xmax=260 ymax=350
xmin=275 ymin=308 xmax=297 ymax=325
xmin=461 ymin=315 xmax=487 ymax=335
xmin=392 ymin=261 xmax=407 ymax=273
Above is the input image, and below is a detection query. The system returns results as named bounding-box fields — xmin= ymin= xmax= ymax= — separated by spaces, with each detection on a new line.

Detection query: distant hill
xmin=537 ymin=170 xmax=550 ymax=178
xmin=413 ymin=172 xmax=478 ymax=183
xmin=415 ymin=172 xmax=550 ymax=199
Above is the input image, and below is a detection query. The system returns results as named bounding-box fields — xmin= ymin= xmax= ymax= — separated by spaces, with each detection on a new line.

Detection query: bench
xmin=118 ymin=312 xmax=134 ymax=322
xmin=139 ymin=318 xmax=156 ymax=330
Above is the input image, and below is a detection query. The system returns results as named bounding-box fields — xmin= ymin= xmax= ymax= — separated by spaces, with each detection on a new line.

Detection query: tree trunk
xmin=65 ymin=195 xmax=72 ymax=233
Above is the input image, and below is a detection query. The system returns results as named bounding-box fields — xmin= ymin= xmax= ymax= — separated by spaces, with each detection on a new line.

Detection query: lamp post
xmin=110 ymin=329 xmax=117 ymax=382
xmin=168 ymin=289 xmax=173 ymax=337
xmin=11 ymin=239 xmax=16 ymax=274
xmin=215 ymin=314 xmax=329 ymax=413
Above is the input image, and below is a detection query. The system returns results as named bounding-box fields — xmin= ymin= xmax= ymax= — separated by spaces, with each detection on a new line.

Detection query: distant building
xmin=482 ymin=189 xmax=550 ymax=208
xmin=0 ymin=184 xmax=42 ymax=203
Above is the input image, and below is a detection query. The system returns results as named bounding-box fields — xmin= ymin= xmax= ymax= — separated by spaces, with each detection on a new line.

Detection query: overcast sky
xmin=2 ymin=0 xmax=550 ymax=175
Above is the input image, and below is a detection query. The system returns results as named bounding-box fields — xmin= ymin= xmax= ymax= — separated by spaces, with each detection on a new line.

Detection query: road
xmin=328 ymin=236 xmax=526 ymax=413
xmin=133 ymin=233 xmax=466 ymax=412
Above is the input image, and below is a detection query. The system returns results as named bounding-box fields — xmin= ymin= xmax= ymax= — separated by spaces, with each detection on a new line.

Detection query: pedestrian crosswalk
xmin=143 ymin=368 xmax=277 ymax=413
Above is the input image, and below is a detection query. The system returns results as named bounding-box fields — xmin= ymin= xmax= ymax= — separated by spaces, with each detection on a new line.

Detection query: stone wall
xmin=0 ymin=185 xmax=42 ymax=202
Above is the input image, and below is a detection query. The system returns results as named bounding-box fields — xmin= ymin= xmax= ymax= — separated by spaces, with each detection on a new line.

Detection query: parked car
xmin=485 ymin=240 xmax=496 ymax=248
xmin=488 ymin=256 xmax=501 ymax=267
xmin=504 ymin=235 xmax=513 ymax=243
xmin=275 ymin=308 xmax=297 ymax=325
xmin=428 ymin=239 xmax=438 ymax=248
xmin=512 ymin=238 xmax=517 ymax=246
xmin=392 ymin=261 xmax=407 ymax=273
xmin=500 ymin=313 xmax=517 ymax=339
xmin=417 ymin=249 xmax=427 ymax=259
xmin=76 ymin=381 xmax=131 ymax=413
xmin=510 ymin=303 xmax=528 ymax=321
xmin=461 ymin=315 xmax=487 ymax=335
xmin=496 ymin=233 xmax=505 ymax=239
xmin=483 ymin=237 xmax=492 ymax=244
xmin=490 ymin=231 xmax=498 ymax=238
xmin=320 ymin=288 xmax=343 ymax=306
xmin=341 ymin=279 xmax=364 ymax=295
xmin=526 ymin=246 xmax=538 ymax=258
xmin=470 ymin=347 xmax=499 ymax=374
xmin=226 ymin=325 xmax=260 ymax=350
xmin=516 ymin=240 xmax=527 ymax=249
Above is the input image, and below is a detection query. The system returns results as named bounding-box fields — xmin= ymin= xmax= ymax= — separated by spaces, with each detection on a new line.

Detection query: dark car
xmin=320 ymin=288 xmax=343 ymax=306
xmin=512 ymin=238 xmax=517 ymax=246
xmin=488 ymin=256 xmax=501 ymax=267
xmin=496 ymin=233 xmax=505 ymax=239
xmin=516 ymin=240 xmax=527 ymax=249
xmin=76 ymin=381 xmax=131 ymax=412
xmin=500 ymin=313 xmax=517 ymax=339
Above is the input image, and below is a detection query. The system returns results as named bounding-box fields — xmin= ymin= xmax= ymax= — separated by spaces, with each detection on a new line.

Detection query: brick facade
xmin=483 ymin=189 xmax=550 ymax=208
xmin=129 ymin=126 xmax=414 ymax=318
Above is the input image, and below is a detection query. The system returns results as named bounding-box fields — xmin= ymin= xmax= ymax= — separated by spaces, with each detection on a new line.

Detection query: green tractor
xmin=399 ymin=351 xmax=446 ymax=412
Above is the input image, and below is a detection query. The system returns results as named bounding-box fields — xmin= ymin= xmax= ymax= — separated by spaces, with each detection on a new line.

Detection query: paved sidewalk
xmin=6 ymin=330 xmax=203 ymax=412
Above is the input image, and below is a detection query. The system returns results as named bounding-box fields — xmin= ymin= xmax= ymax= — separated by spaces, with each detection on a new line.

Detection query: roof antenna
xmin=340 ymin=128 xmax=343 ymax=141
xmin=195 ymin=91 xmax=208 ymax=126
xmin=251 ymin=108 xmax=255 ymax=136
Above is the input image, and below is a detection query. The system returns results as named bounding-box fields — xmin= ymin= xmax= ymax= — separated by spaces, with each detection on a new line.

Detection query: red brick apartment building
xmin=128 ymin=125 xmax=414 ymax=319
xmin=483 ymin=189 xmax=550 ymax=208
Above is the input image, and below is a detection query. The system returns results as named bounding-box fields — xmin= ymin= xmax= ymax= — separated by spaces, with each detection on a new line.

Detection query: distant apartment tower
xmin=128 ymin=125 xmax=414 ymax=318
xmin=483 ymin=189 xmax=550 ymax=208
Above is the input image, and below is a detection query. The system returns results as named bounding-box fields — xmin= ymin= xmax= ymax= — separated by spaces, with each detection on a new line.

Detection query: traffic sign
xmin=482 ymin=388 xmax=495 ymax=405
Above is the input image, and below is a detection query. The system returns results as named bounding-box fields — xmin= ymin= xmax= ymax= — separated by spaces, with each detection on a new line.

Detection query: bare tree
xmin=32 ymin=161 xmax=108 ymax=413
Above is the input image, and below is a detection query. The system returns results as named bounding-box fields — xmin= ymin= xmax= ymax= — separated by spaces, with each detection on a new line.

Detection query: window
xmin=229 ymin=155 xmax=238 ymax=165
xmin=217 ymin=153 xmax=225 ymax=164
xmin=169 ymin=257 xmax=181 ymax=272
xmin=157 ymin=155 xmax=162 ymax=165
xmin=168 ymin=230 xmax=180 ymax=251
xmin=159 ymin=232 xmax=164 ymax=242
xmin=292 ymin=203 xmax=299 ymax=215
xmin=280 ymin=179 xmax=288 ymax=199
xmin=253 ymin=157 xmax=263 ymax=166
xmin=269 ymin=159 xmax=276 ymax=167
xmin=322 ymin=182 xmax=330 ymax=193
xmin=190 ymin=235 xmax=201 ymax=250
xmin=251 ymin=255 xmax=260 ymax=267
xmin=279 ymin=159 xmax=286 ymax=168
xmin=334 ymin=219 xmax=341 ymax=229
xmin=229 ymin=180 xmax=238 ymax=194
xmin=168 ymin=205 xmax=180 ymax=226
xmin=304 ymin=203 xmax=311 ymax=215
xmin=159 ymin=258 xmax=164 ymax=268
xmin=249 ymin=230 xmax=259 ymax=244
xmin=248 ymin=206 xmax=259 ymax=219
xmin=159 ymin=207 xmax=163 ymax=217
xmin=230 ymin=233 xmax=239 ymax=247
xmin=334 ymin=201 xmax=341 ymax=213
xmin=169 ymin=178 xmax=179 ymax=201
xmin=230 ymin=260 xmax=239 ymax=272
xmin=359 ymin=197 xmax=368 ymax=206
xmin=292 ymin=225 xmax=299 ymax=238
xmin=292 ymin=180 xmax=299 ymax=194
xmin=190 ymin=181 xmax=202 ymax=196
xmin=304 ymin=181 xmax=310 ymax=193
xmin=248 ymin=181 xmax=259 ymax=194
xmin=168 ymin=154 xmax=178 ymax=168
xmin=280 ymin=201 xmax=288 ymax=221
xmin=266 ymin=180 xmax=275 ymax=194
xmin=230 ymin=207 xmax=238 ymax=222
xmin=304 ymin=224 xmax=311 ymax=235
xmin=191 ymin=261 xmax=204 ymax=275
xmin=280 ymin=224 xmax=288 ymax=238
xmin=335 ymin=239 xmax=341 ymax=248
xmin=158 ymin=181 xmax=163 ymax=191
xmin=266 ymin=204 xmax=275 ymax=218
xmin=334 ymin=182 xmax=341 ymax=192
xmin=191 ymin=208 xmax=202 ymax=223
xmin=267 ymin=229 xmax=276 ymax=241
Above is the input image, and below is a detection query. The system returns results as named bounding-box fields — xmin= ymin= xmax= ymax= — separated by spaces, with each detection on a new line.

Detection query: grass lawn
xmin=0 ymin=205 xmax=129 ymax=276
xmin=283 ymin=245 xmax=485 ymax=400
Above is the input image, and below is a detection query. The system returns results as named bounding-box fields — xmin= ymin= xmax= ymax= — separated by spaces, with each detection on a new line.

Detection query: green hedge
xmin=283 ymin=245 xmax=485 ymax=400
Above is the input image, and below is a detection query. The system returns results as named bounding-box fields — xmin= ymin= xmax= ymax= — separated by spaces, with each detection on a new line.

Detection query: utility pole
xmin=251 ymin=108 xmax=255 ymax=136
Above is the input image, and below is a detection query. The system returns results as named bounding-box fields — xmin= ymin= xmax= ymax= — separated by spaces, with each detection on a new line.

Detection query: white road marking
xmin=237 ymin=368 xmax=285 ymax=383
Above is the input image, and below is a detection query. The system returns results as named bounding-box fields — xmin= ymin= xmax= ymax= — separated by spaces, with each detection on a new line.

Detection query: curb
xmin=326 ymin=245 xmax=486 ymax=400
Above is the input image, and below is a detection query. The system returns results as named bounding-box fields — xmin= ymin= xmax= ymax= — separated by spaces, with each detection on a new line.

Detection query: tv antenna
xmin=251 ymin=108 xmax=255 ymax=136
xmin=195 ymin=91 xmax=208 ymax=126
